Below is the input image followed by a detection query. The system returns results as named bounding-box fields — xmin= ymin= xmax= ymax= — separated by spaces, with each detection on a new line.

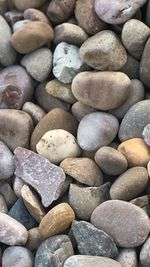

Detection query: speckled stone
xmin=116 ymin=248 xmax=137 ymax=267
xmin=140 ymin=236 xmax=150 ymax=266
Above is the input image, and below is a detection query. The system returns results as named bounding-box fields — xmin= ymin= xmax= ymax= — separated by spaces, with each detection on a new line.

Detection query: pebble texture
xmin=116 ymin=248 xmax=137 ymax=267
xmin=140 ymin=236 xmax=150 ymax=266
xmin=0 ymin=141 xmax=14 ymax=179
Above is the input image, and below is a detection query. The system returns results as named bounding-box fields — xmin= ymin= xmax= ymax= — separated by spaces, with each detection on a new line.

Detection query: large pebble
xmin=91 ymin=200 xmax=150 ymax=247
xmin=22 ymin=102 xmax=46 ymax=126
xmin=75 ymin=0 xmax=107 ymax=35
xmin=2 ymin=246 xmax=34 ymax=267
xmin=31 ymin=108 xmax=78 ymax=151
xmin=34 ymin=235 xmax=74 ymax=267
xmin=140 ymin=236 xmax=150 ymax=266
xmin=140 ymin=38 xmax=150 ymax=88
xmin=64 ymin=255 xmax=122 ymax=267
xmin=116 ymin=248 xmax=137 ymax=267
xmin=77 ymin=112 xmax=119 ymax=151
xmin=72 ymin=71 xmax=130 ymax=110
xmin=72 ymin=220 xmax=118 ymax=258
xmin=0 ymin=109 xmax=33 ymax=151
xmin=53 ymin=42 xmax=87 ymax=83
xmin=0 ymin=212 xmax=28 ymax=245
xmin=80 ymin=30 xmax=127 ymax=70
xmin=60 ymin=157 xmax=103 ymax=186
xmin=0 ymin=141 xmax=14 ymax=179
xmin=110 ymin=167 xmax=148 ymax=201
xmin=95 ymin=146 xmax=128 ymax=175
xmin=119 ymin=100 xmax=150 ymax=141
xmin=122 ymin=19 xmax=150 ymax=59
xmin=0 ymin=15 xmax=16 ymax=66
xmin=118 ymin=138 xmax=150 ymax=167
xmin=21 ymin=48 xmax=52 ymax=82
xmin=14 ymin=147 xmax=67 ymax=207
xmin=69 ymin=183 xmax=110 ymax=220
xmin=39 ymin=203 xmax=75 ymax=239
xmin=12 ymin=0 xmax=46 ymax=11
xmin=0 ymin=65 xmax=34 ymax=109
xmin=94 ymin=0 xmax=147 ymax=24
xmin=11 ymin=21 xmax=54 ymax=54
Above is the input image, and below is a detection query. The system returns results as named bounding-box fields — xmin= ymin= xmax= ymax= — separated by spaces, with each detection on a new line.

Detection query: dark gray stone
xmin=140 ymin=236 xmax=150 ymax=266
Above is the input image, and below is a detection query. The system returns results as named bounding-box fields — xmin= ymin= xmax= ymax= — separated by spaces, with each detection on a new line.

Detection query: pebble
xmin=4 ymin=10 xmax=23 ymax=26
xmin=46 ymin=79 xmax=76 ymax=104
xmin=22 ymin=102 xmax=46 ymax=126
xmin=0 ymin=194 xmax=8 ymax=213
xmin=13 ymin=19 xmax=31 ymax=32
xmin=64 ymin=255 xmax=122 ymax=267
xmin=71 ymin=102 xmax=96 ymax=121
xmin=95 ymin=146 xmax=128 ymax=176
xmin=143 ymin=123 xmax=150 ymax=146
xmin=21 ymin=185 xmax=45 ymax=222
xmin=8 ymin=198 xmax=38 ymax=230
xmin=53 ymin=42 xmax=87 ymax=83
xmin=0 ymin=15 xmax=16 ymax=66
xmin=77 ymin=112 xmax=119 ymax=151
xmin=60 ymin=157 xmax=103 ymax=186
xmin=0 ymin=65 xmax=34 ymax=109
xmin=75 ymin=0 xmax=107 ymax=35
xmin=122 ymin=19 xmax=150 ymax=60
xmin=12 ymin=0 xmax=46 ymax=11
xmin=80 ymin=30 xmax=127 ymax=70
xmin=119 ymin=100 xmax=150 ymax=141
xmin=72 ymin=71 xmax=130 ymax=110
xmin=39 ymin=203 xmax=75 ymax=239
xmin=146 ymin=0 xmax=150 ymax=27
xmin=118 ymin=138 xmax=150 ymax=167
xmin=0 ymin=141 xmax=14 ymax=179
xmin=121 ymin=54 xmax=140 ymax=79
xmin=0 ymin=212 xmax=28 ymax=245
xmin=47 ymin=0 xmax=76 ymax=24
xmin=130 ymin=195 xmax=150 ymax=208
xmin=36 ymin=129 xmax=81 ymax=164
xmin=69 ymin=183 xmax=111 ymax=220
xmin=116 ymin=248 xmax=137 ymax=267
xmin=31 ymin=108 xmax=78 ymax=151
xmin=11 ymin=21 xmax=54 ymax=54
xmin=13 ymin=176 xmax=25 ymax=198
xmin=110 ymin=167 xmax=149 ymax=201
xmin=14 ymin=147 xmax=67 ymax=207
xmin=94 ymin=0 xmax=147 ymax=24
xmin=54 ymin=23 xmax=88 ymax=46
xmin=0 ymin=109 xmax=33 ymax=151
xmin=26 ymin=227 xmax=42 ymax=251
xmin=91 ymin=200 xmax=150 ymax=247
xmin=72 ymin=220 xmax=118 ymax=258
xmin=2 ymin=246 xmax=34 ymax=267
xmin=34 ymin=235 xmax=74 ymax=267
xmin=140 ymin=37 xmax=150 ymax=88
xmin=0 ymin=182 xmax=17 ymax=208
xmin=140 ymin=236 xmax=150 ymax=266
xmin=24 ymin=8 xmax=49 ymax=24
xmin=110 ymin=79 xmax=145 ymax=120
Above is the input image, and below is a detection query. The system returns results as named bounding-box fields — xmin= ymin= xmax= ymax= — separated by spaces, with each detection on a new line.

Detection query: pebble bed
xmin=1 ymin=0 xmax=150 ymax=266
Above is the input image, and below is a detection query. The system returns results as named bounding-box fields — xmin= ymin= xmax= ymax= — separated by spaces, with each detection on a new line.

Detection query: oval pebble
xmin=22 ymin=102 xmax=46 ymax=126
xmin=0 ymin=141 xmax=14 ymax=179
xmin=71 ymin=102 xmax=96 ymax=121
xmin=24 ymin=8 xmax=49 ymax=24
xmin=91 ymin=200 xmax=150 ymax=247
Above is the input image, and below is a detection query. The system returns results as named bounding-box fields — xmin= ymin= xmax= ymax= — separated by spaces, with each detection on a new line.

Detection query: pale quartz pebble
xmin=13 ymin=176 xmax=25 ymax=198
xmin=13 ymin=19 xmax=31 ymax=32
xmin=0 ymin=141 xmax=14 ymax=180
xmin=22 ymin=102 xmax=46 ymax=126
xmin=0 ymin=195 xmax=8 ymax=213
xmin=26 ymin=227 xmax=42 ymax=251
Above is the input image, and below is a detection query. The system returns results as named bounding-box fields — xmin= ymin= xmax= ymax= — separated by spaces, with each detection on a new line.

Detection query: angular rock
xmin=116 ymin=248 xmax=137 ymax=267
xmin=0 ymin=141 xmax=14 ymax=179
xmin=34 ymin=235 xmax=74 ymax=267
xmin=22 ymin=102 xmax=46 ymax=126
xmin=14 ymin=147 xmax=67 ymax=207
xmin=72 ymin=220 xmax=118 ymax=258
xmin=140 ymin=236 xmax=150 ymax=266
xmin=91 ymin=200 xmax=150 ymax=247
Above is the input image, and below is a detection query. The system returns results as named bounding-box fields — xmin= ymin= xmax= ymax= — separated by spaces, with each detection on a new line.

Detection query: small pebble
xmin=26 ymin=227 xmax=42 ymax=251
xmin=13 ymin=19 xmax=31 ymax=32
xmin=0 ymin=141 xmax=14 ymax=179
xmin=121 ymin=54 xmax=140 ymax=79
xmin=71 ymin=101 xmax=96 ymax=121
xmin=0 ymin=194 xmax=8 ymax=213
xmin=116 ymin=248 xmax=137 ymax=267
xmin=4 ymin=10 xmax=23 ymax=26
xmin=12 ymin=0 xmax=46 ymax=11
xmin=140 ymin=236 xmax=150 ymax=266
xmin=22 ymin=102 xmax=46 ymax=126
xmin=0 ymin=182 xmax=17 ymax=208
xmin=24 ymin=8 xmax=49 ymax=24
xmin=143 ymin=123 xmax=150 ymax=146
xmin=13 ymin=176 xmax=25 ymax=198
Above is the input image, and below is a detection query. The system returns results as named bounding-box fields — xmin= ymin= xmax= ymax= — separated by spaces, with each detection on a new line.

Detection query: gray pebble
xmin=116 ymin=248 xmax=137 ymax=267
xmin=0 ymin=141 xmax=14 ymax=180
xmin=140 ymin=236 xmax=150 ymax=266
xmin=22 ymin=102 xmax=46 ymax=126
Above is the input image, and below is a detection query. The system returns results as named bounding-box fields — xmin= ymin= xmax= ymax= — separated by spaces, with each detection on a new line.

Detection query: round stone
xmin=94 ymin=0 xmax=147 ymax=24
xmin=0 ymin=141 xmax=14 ymax=179
xmin=140 ymin=236 xmax=150 ymax=266
xmin=77 ymin=112 xmax=119 ymax=151
xmin=121 ymin=54 xmax=140 ymax=79
xmin=36 ymin=129 xmax=81 ymax=164
xmin=22 ymin=102 xmax=46 ymax=126
xmin=2 ymin=246 xmax=33 ymax=267
xmin=80 ymin=30 xmax=127 ymax=70
xmin=71 ymin=102 xmax=96 ymax=121
xmin=91 ymin=200 xmax=150 ymax=247
xmin=72 ymin=71 xmax=130 ymax=110
xmin=95 ymin=146 xmax=128 ymax=176
xmin=12 ymin=0 xmax=46 ymax=11
xmin=110 ymin=167 xmax=149 ymax=201
xmin=60 ymin=157 xmax=103 ymax=186
xmin=116 ymin=248 xmax=137 ymax=267
xmin=140 ymin=38 xmax=150 ymax=88
xmin=64 ymin=256 xmax=122 ymax=267
xmin=119 ymin=100 xmax=150 ymax=141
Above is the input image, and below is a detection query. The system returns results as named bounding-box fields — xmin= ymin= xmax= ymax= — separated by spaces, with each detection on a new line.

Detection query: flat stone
xmin=72 ymin=220 xmax=118 ymax=258
xmin=116 ymin=248 xmax=137 ymax=267
xmin=34 ymin=235 xmax=74 ymax=267
xmin=110 ymin=167 xmax=148 ymax=201
xmin=119 ymin=100 xmax=150 ymax=141
xmin=140 ymin=236 xmax=150 ymax=266
xmin=39 ymin=203 xmax=75 ymax=239
xmin=53 ymin=42 xmax=88 ymax=83
xmin=24 ymin=8 xmax=49 ymax=24
xmin=0 ymin=212 xmax=28 ymax=245
xmin=140 ymin=38 xmax=150 ymax=88
xmin=0 ymin=182 xmax=17 ymax=208
xmin=60 ymin=157 xmax=103 ymax=186
xmin=64 ymin=255 xmax=122 ymax=267
xmin=8 ymin=198 xmax=38 ymax=230
xmin=77 ymin=112 xmax=119 ymax=151
xmin=72 ymin=71 xmax=130 ymax=110
xmin=2 ymin=246 xmax=34 ymax=267
xmin=0 ymin=141 xmax=14 ymax=179
xmin=95 ymin=146 xmax=127 ymax=176
xmin=21 ymin=185 xmax=45 ymax=223
xmin=14 ymin=147 xmax=67 ymax=208
xmin=91 ymin=200 xmax=150 ymax=247
xmin=26 ymin=227 xmax=42 ymax=251
xmin=69 ymin=183 xmax=110 ymax=220
xmin=22 ymin=102 xmax=46 ymax=126
xmin=12 ymin=0 xmax=46 ymax=11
